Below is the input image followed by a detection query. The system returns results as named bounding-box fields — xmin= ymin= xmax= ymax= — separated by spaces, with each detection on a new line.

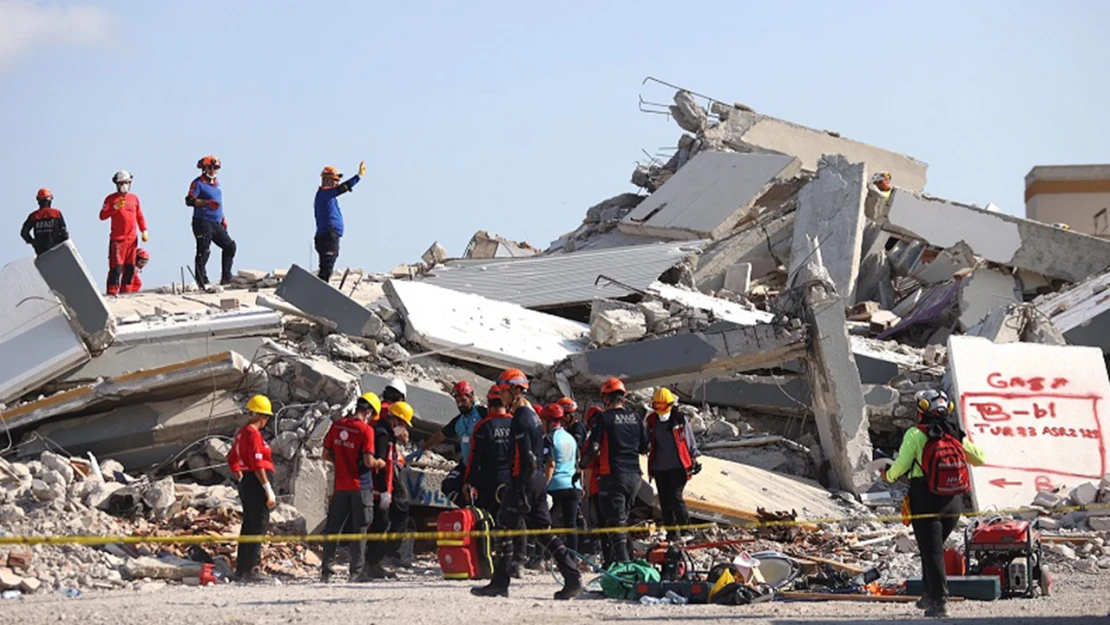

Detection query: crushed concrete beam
xmin=702 ymin=109 xmax=928 ymax=191
xmin=693 ymin=211 xmax=795 ymax=293
xmin=788 ymin=155 xmax=867 ymax=302
xmin=566 ymin=321 xmax=807 ymax=388
xmin=19 ymin=391 xmax=243 ymax=470
xmin=384 ymin=279 xmax=589 ymax=373
xmin=114 ymin=308 xmax=282 ymax=344
xmin=1 ymin=351 xmax=251 ymax=433
xmin=619 ymin=151 xmax=801 ymax=241
xmin=275 ymin=264 xmax=382 ymax=337
xmin=0 ymin=258 xmax=90 ymax=404
xmin=290 ymin=356 xmax=359 ymax=406
xmin=957 ymin=268 xmax=1019 ymax=331
xmin=34 ymin=241 xmax=115 ymax=352
xmin=687 ymin=374 xmax=810 ymax=415
xmin=1035 ymin=269 xmax=1110 ymax=354
xmin=55 ymin=337 xmax=269 ymax=388
xmin=882 ymin=190 xmax=1110 ymax=283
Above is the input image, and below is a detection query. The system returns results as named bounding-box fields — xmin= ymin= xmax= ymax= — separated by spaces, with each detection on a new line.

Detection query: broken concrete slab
xmin=788 ymin=155 xmax=867 ymax=302
xmin=957 ymin=269 xmax=1019 ymax=331
xmin=910 ymin=241 xmax=978 ymax=286
xmin=948 ymin=336 xmax=1110 ymax=512
xmin=291 ymin=450 xmax=329 ymax=535
xmin=34 ymin=240 xmax=115 ymax=352
xmin=1035 ymin=269 xmax=1110 ymax=354
xmin=882 ymin=190 xmax=1110 ymax=283
xmin=688 ymin=374 xmax=810 ymax=415
xmin=724 ymin=263 xmax=752 ymax=294
xmin=113 ymin=308 xmax=282 ymax=344
xmin=0 ymin=258 xmax=91 ymax=404
xmin=384 ymin=279 xmax=589 ymax=373
xmin=275 ymin=264 xmax=383 ymax=337
xmin=855 ymin=222 xmax=896 ymax=308
xmin=566 ymin=321 xmax=807 ymax=388
xmin=619 ymin=151 xmax=801 ymax=241
xmin=290 ymin=356 xmax=359 ymax=406
xmin=702 ymin=109 xmax=928 ymax=191
xmin=463 ymin=231 xmax=538 ymax=259
xmin=360 ymin=374 xmax=457 ymax=433
xmin=55 ymin=336 xmax=269 ymax=387
xmin=647 ymin=282 xmax=774 ymax=326
xmin=0 ymin=351 xmax=252 ymax=433
xmin=693 ymin=211 xmax=795 ymax=293
xmin=590 ymin=306 xmax=647 ymax=346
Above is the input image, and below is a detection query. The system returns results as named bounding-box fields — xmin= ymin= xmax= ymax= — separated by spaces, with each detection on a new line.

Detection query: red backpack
xmin=917 ymin=425 xmax=971 ymax=496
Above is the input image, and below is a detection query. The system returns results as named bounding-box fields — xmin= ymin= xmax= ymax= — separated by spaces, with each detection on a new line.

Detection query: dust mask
xmin=117 ymin=183 xmax=130 ymax=194
xmin=393 ymin=426 xmax=405 ymax=437
xmin=658 ymin=411 xmax=672 ymax=422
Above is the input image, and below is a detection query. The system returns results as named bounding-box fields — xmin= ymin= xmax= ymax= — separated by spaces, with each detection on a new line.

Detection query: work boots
xmin=924 ymin=598 xmax=949 ymax=618
xmin=470 ymin=582 xmax=510 ymax=598
xmin=553 ymin=576 xmax=583 ymax=601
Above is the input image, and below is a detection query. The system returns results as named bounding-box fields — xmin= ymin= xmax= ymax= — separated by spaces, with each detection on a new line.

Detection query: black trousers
xmin=490 ymin=476 xmax=580 ymax=588
xmin=598 ymin=472 xmax=641 ymax=564
xmin=367 ymin=477 xmax=411 ymax=565
xmin=192 ymin=218 xmax=236 ymax=287
xmin=549 ymin=488 xmax=580 ymax=553
xmin=321 ymin=490 xmax=373 ymax=575
xmin=236 ymin=472 xmax=272 ymax=575
xmin=654 ymin=468 xmax=690 ymax=541
xmin=441 ymin=462 xmax=465 ymax=505
xmin=909 ymin=478 xmax=962 ymax=603
xmin=476 ymin=483 xmax=526 ymax=563
xmin=314 ymin=231 xmax=340 ymax=282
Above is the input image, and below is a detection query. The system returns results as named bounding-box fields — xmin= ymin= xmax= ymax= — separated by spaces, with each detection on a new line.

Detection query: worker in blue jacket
xmin=314 ymin=161 xmax=365 ymax=282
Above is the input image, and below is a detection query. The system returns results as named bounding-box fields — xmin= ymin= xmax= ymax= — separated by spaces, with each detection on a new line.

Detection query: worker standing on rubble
xmin=417 ymin=381 xmax=487 ymax=503
xmin=226 ymin=394 xmax=277 ymax=583
xmin=580 ymin=378 xmax=649 ymax=565
xmin=645 ymin=387 xmax=701 ymax=542
xmin=128 ymin=249 xmax=149 ymax=292
xmin=884 ymin=389 xmax=985 ymax=618
xmin=871 ymin=171 xmax=893 ymax=199
xmin=186 ymin=155 xmax=236 ymax=289
xmin=471 ymin=369 xmax=583 ymax=600
xmin=314 ymin=162 xmax=366 ymax=282
xmin=99 ymin=170 xmax=148 ymax=295
xmin=541 ymin=403 xmax=580 ymax=555
xmin=361 ymin=401 xmax=414 ymax=580
xmin=321 ymin=392 xmax=385 ymax=582
xmin=21 ymin=188 xmax=69 ymax=256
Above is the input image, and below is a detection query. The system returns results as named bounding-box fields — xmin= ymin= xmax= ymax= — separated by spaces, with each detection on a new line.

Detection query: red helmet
xmin=555 ymin=397 xmax=578 ymax=414
xmin=36 ymin=188 xmax=52 ymax=201
xmin=136 ymin=249 xmax=150 ymax=261
xmin=584 ymin=406 xmax=602 ymax=424
xmin=486 ymin=385 xmax=501 ymax=403
xmin=600 ymin=377 xmax=626 ymax=395
xmin=451 ymin=380 xmax=475 ymax=398
xmin=496 ymin=368 xmax=529 ymax=390
xmin=197 ymin=155 xmax=221 ymax=170
xmin=540 ymin=403 xmax=565 ymax=422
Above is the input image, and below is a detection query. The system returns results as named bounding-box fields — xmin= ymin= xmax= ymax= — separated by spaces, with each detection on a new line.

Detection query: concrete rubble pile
xmin=3 ymin=83 xmax=1110 ymax=595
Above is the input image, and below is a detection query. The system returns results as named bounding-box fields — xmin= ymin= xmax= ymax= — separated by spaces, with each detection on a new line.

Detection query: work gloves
xmin=689 ymin=461 xmax=703 ymax=477
xmin=141 ymin=231 xmax=149 ymax=242
xmin=379 ymin=491 xmax=393 ymax=511
xmin=263 ymin=483 xmax=276 ymax=509
xmin=358 ymin=161 xmax=367 ymax=177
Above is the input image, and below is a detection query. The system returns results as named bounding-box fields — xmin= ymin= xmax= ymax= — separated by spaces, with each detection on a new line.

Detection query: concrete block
xmin=1070 ymin=482 xmax=1098 ymax=506
xmin=291 ymin=356 xmax=359 ymax=406
xmin=0 ymin=258 xmax=90 ymax=404
xmin=788 ymin=155 xmax=868 ymax=302
xmin=848 ymin=301 xmax=879 ymax=322
xmin=590 ymin=308 xmax=647 ymax=346
xmin=33 ymin=240 xmax=114 ymax=352
xmin=723 ymin=263 xmax=752 ymax=294
xmin=948 ymin=336 xmax=1110 ymax=512
xmin=619 ymin=151 xmax=801 ymax=241
xmin=275 ymin=264 xmax=383 ymax=337
xmin=957 ymin=269 xmax=1019 ymax=331
xmin=884 ymin=190 xmax=1110 ymax=283
xmin=869 ymin=311 xmax=900 ymax=333
xmin=291 ymin=451 xmax=329 ymax=535
xmin=694 ymin=211 xmax=794 ymax=292
xmin=421 ymin=241 xmax=449 ymax=266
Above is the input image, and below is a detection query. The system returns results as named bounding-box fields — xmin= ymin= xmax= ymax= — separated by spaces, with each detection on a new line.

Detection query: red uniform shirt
xmin=99 ymin=192 xmax=147 ymax=241
xmin=228 ymin=424 xmax=274 ymax=473
xmin=324 ymin=417 xmax=375 ymax=491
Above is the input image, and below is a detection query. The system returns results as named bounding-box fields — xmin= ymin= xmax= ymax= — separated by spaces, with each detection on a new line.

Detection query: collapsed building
xmin=3 ymin=83 xmax=1110 ymax=593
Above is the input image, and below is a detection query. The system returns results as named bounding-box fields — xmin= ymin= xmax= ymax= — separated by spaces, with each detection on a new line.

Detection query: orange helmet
xmin=197 ymin=155 xmax=221 ymax=170
xmin=496 ymin=368 xmax=529 ymax=390
xmin=321 ymin=165 xmax=342 ymax=180
xmin=36 ymin=188 xmax=52 ymax=201
xmin=555 ymin=397 xmax=578 ymax=414
xmin=540 ymin=403 xmax=565 ymax=422
xmin=600 ymin=377 xmax=626 ymax=395
xmin=486 ymin=385 xmax=502 ymax=403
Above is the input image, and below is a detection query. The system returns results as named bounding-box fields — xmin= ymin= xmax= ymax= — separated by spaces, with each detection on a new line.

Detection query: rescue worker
xmin=871 ymin=171 xmax=893 ymax=199
xmin=542 ymin=403 xmax=580 ymax=555
xmin=556 ymin=397 xmax=587 ymax=448
xmin=185 ymin=155 xmax=236 ymax=289
xmin=376 ymin=378 xmax=407 ymax=421
xmin=20 ymin=188 xmax=69 ymax=256
xmin=226 ymin=394 xmax=276 ymax=583
xmin=128 ymin=249 xmax=150 ymax=292
xmin=417 ymin=380 xmax=487 ymax=503
xmin=884 ymin=389 xmax=986 ymax=618
xmin=314 ymin=162 xmax=366 ymax=282
xmin=376 ymin=378 xmax=411 ymax=568
xmin=361 ymin=401 xmax=414 ymax=580
xmin=645 ymin=387 xmax=701 ymax=542
xmin=579 ymin=405 xmax=605 ymax=558
xmin=471 ymin=369 xmax=583 ymax=600
xmin=580 ymin=377 xmax=649 ymax=565
xmin=99 ymin=170 xmax=148 ymax=295
xmin=321 ymin=392 xmax=386 ymax=582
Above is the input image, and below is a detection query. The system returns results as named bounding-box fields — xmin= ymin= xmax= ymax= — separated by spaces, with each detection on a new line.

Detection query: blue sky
xmin=2 ymin=0 xmax=1108 ymax=289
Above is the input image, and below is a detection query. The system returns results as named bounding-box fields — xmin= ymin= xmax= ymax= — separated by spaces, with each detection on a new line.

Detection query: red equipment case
xmin=436 ymin=507 xmax=494 ymax=580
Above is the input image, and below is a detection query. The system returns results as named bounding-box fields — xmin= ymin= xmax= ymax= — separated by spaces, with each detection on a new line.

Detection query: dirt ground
xmin=4 ymin=566 xmax=1109 ymax=625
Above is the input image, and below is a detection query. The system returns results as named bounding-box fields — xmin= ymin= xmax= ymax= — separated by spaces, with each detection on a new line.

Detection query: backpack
xmin=916 ymin=425 xmax=971 ymax=496
xmin=600 ymin=560 xmax=660 ymax=600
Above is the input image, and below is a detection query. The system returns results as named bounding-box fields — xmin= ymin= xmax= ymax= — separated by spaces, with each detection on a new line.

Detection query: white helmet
xmin=386 ymin=378 xmax=407 ymax=398
xmin=112 ymin=170 xmax=133 ymax=184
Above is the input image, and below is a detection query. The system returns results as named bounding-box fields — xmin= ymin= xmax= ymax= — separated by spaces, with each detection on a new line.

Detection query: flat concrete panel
xmin=957 ymin=269 xmax=1019 ymax=331
xmin=620 ymin=151 xmax=800 ymax=240
xmin=361 ymin=373 xmax=457 ymax=432
xmin=34 ymin=241 xmax=114 ymax=352
xmin=58 ymin=337 xmax=268 ymax=386
xmin=0 ymin=258 xmax=89 ymax=404
xmin=693 ymin=375 xmax=811 ymax=410
xmin=948 ymin=336 xmax=1110 ymax=512
xmin=276 ymin=264 xmax=379 ymax=337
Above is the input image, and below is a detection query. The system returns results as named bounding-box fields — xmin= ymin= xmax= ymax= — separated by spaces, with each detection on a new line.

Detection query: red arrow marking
xmin=989 ymin=478 xmax=1023 ymax=488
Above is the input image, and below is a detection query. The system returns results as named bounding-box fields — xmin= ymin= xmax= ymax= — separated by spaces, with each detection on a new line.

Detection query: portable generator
xmin=964 ymin=517 xmax=1051 ymax=598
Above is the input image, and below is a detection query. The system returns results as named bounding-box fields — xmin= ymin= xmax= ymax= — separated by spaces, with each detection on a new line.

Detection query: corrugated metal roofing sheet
xmin=420 ymin=242 xmax=704 ymax=309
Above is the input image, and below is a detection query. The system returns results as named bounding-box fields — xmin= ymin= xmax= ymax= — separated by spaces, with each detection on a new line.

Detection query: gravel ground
xmin=4 ymin=566 xmax=1109 ymax=625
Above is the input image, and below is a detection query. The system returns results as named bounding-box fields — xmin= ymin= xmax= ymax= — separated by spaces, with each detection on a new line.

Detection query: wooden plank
xmin=780 ymin=591 xmax=965 ymax=603
xmin=795 ymin=554 xmax=866 ymax=576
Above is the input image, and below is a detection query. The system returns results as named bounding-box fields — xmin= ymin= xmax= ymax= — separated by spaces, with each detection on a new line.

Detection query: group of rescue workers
xmin=227 ymin=369 xmax=703 ymax=601
xmin=20 ymin=157 xmax=365 ymax=294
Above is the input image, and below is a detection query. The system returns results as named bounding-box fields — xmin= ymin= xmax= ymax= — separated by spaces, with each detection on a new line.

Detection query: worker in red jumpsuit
xmin=128 ymin=249 xmax=150 ymax=292
xmin=99 ymin=170 xmax=148 ymax=295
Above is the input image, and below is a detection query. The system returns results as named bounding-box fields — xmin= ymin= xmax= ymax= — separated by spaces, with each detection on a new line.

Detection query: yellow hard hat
xmin=389 ymin=401 xmax=414 ymax=427
xmin=246 ymin=394 xmax=273 ymax=416
xmin=653 ymin=387 xmax=677 ymax=406
xmin=358 ymin=392 xmax=381 ymax=416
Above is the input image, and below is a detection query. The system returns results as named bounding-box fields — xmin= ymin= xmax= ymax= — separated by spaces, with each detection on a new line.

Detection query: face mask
xmin=393 ymin=426 xmax=405 ymax=437
xmin=658 ymin=411 xmax=671 ymax=422
xmin=117 ymin=183 xmax=130 ymax=194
